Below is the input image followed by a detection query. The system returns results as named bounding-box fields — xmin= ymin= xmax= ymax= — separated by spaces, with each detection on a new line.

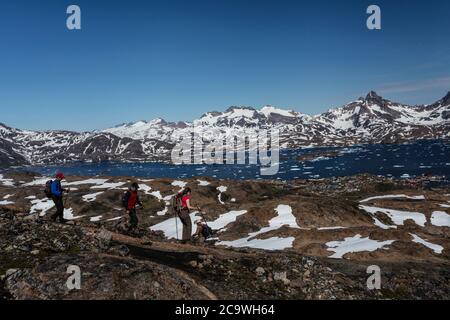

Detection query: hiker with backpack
xmin=174 ymin=187 xmax=200 ymax=243
xmin=45 ymin=172 xmax=70 ymax=223
xmin=193 ymin=218 xmax=213 ymax=243
xmin=122 ymin=182 xmax=144 ymax=231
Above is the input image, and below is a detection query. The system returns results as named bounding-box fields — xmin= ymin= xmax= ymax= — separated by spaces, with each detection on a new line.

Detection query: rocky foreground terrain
xmin=0 ymin=171 xmax=449 ymax=299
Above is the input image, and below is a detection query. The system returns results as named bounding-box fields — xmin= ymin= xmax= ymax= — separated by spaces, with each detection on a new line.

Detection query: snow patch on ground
xmin=63 ymin=208 xmax=85 ymax=220
xmin=22 ymin=177 xmax=51 ymax=186
xmin=0 ymin=200 xmax=14 ymax=205
xmin=359 ymin=205 xmax=426 ymax=227
xmin=208 ymin=210 xmax=247 ymax=230
xmin=217 ymin=205 xmax=299 ymax=251
xmin=431 ymin=211 xmax=450 ymax=227
xmin=30 ymin=198 xmax=54 ymax=216
xmin=197 ymin=180 xmax=210 ymax=186
xmin=0 ymin=174 xmax=15 ymax=186
xmin=150 ymin=211 xmax=202 ymax=239
xmin=90 ymin=215 xmax=102 ymax=222
xmin=172 ymin=180 xmax=187 ymax=188
xmin=410 ymin=233 xmax=443 ymax=254
xmin=217 ymin=186 xmax=228 ymax=204
xmin=360 ymin=194 xmax=425 ymax=203
xmin=318 ymin=226 xmax=346 ymax=230
xmin=91 ymin=182 xmax=125 ymax=189
xmin=82 ymin=191 xmax=104 ymax=202
xmin=66 ymin=178 xmax=108 ymax=186
xmin=326 ymin=234 xmax=395 ymax=259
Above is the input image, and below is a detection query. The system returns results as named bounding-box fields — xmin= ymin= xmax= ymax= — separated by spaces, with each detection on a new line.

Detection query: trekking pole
xmin=174 ymin=209 xmax=179 ymax=241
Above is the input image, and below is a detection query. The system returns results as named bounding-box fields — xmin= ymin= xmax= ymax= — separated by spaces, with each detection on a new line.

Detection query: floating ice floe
xmin=409 ymin=233 xmax=443 ymax=254
xmin=82 ymin=192 xmax=104 ymax=202
xmin=430 ymin=211 xmax=450 ymax=227
xmin=217 ymin=205 xmax=299 ymax=251
xmin=360 ymin=194 xmax=425 ymax=203
xmin=326 ymin=234 xmax=395 ymax=259
xmin=197 ymin=180 xmax=210 ymax=186
xmin=359 ymin=205 xmax=426 ymax=227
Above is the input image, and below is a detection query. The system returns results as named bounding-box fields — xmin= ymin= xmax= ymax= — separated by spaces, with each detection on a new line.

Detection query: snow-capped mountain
xmin=1 ymin=91 xmax=449 ymax=167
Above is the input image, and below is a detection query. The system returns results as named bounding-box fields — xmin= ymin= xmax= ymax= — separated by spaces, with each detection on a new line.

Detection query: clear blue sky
xmin=1 ymin=0 xmax=449 ymax=131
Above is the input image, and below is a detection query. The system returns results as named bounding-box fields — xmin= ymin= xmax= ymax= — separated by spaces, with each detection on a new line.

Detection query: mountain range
xmin=1 ymin=91 xmax=449 ymax=167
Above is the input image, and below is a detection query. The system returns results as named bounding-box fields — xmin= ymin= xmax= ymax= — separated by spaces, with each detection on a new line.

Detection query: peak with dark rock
xmin=364 ymin=91 xmax=385 ymax=104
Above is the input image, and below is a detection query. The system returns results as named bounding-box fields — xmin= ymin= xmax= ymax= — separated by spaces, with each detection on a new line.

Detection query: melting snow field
xmin=360 ymin=194 xmax=425 ymax=203
xmin=197 ymin=180 xmax=210 ymax=186
xmin=150 ymin=211 xmax=202 ymax=239
xmin=326 ymin=235 xmax=395 ymax=259
xmin=91 ymin=182 xmax=125 ymax=189
xmin=410 ymin=233 xmax=443 ymax=254
xmin=218 ymin=205 xmax=300 ymax=251
xmin=171 ymin=180 xmax=187 ymax=189
xmin=66 ymin=178 xmax=108 ymax=186
xmin=217 ymin=186 xmax=228 ymax=204
xmin=0 ymin=174 xmax=15 ymax=186
xmin=359 ymin=205 xmax=426 ymax=227
xmin=207 ymin=210 xmax=247 ymax=231
xmin=82 ymin=192 xmax=104 ymax=202
xmin=431 ymin=211 xmax=450 ymax=227
xmin=30 ymin=198 xmax=55 ymax=216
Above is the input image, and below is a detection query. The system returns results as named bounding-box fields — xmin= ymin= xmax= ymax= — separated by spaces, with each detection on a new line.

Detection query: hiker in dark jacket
xmin=50 ymin=172 xmax=70 ymax=223
xmin=123 ymin=182 xmax=144 ymax=231
xmin=177 ymin=187 xmax=200 ymax=243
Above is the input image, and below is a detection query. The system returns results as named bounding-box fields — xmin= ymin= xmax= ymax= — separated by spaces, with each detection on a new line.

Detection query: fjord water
xmin=26 ymin=140 xmax=450 ymax=181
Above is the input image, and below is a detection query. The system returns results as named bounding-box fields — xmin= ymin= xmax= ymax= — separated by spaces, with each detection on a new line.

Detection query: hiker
xmin=122 ymin=182 xmax=144 ymax=231
xmin=177 ymin=187 xmax=200 ymax=243
xmin=193 ymin=219 xmax=211 ymax=243
xmin=49 ymin=172 xmax=70 ymax=223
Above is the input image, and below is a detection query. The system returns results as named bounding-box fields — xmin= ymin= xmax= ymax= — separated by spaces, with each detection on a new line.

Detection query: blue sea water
xmin=22 ymin=140 xmax=450 ymax=181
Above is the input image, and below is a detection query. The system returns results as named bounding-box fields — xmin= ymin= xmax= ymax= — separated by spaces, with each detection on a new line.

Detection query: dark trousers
xmin=51 ymin=196 xmax=64 ymax=221
xmin=128 ymin=208 xmax=138 ymax=229
xmin=179 ymin=208 xmax=192 ymax=241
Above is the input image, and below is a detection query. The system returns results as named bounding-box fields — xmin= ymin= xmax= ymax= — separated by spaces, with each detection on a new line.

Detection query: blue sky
xmin=0 ymin=0 xmax=449 ymax=131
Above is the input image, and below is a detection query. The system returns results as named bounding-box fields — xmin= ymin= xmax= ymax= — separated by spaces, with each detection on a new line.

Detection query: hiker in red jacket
xmin=177 ymin=187 xmax=200 ymax=243
xmin=123 ymin=182 xmax=144 ymax=231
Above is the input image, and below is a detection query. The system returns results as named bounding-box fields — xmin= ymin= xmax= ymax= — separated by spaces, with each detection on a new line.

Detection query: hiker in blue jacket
xmin=50 ymin=172 xmax=70 ymax=223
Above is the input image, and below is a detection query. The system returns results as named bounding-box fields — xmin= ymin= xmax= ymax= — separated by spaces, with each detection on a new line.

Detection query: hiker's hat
xmin=55 ymin=172 xmax=65 ymax=180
